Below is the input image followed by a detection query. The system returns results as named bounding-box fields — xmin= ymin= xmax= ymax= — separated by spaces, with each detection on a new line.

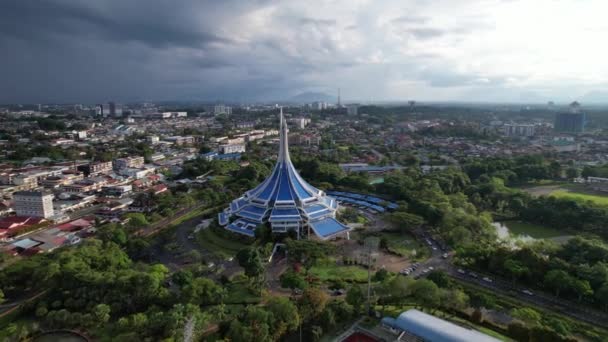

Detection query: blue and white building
xmin=218 ymin=109 xmax=350 ymax=240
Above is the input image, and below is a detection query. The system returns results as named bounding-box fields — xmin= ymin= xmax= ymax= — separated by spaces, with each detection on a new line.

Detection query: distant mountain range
xmin=580 ymin=91 xmax=608 ymax=104
xmin=289 ymin=92 xmax=336 ymax=103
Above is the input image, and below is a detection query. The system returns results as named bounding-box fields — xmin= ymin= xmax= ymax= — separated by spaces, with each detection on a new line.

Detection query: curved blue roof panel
xmin=304 ymin=204 xmax=326 ymax=213
xmin=240 ymin=205 xmax=267 ymax=215
xmin=309 ymin=218 xmax=349 ymax=239
xmin=271 ymin=208 xmax=300 ymax=216
xmin=275 ymin=165 xmax=295 ymax=201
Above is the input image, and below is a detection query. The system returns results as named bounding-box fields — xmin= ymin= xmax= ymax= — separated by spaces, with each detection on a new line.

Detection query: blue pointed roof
xmin=219 ymin=108 xmax=349 ymax=240
xmin=245 ymin=108 xmax=321 ymax=204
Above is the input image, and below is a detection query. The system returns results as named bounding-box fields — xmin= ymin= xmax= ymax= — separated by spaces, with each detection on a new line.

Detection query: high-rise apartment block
xmin=13 ymin=191 xmax=55 ymax=218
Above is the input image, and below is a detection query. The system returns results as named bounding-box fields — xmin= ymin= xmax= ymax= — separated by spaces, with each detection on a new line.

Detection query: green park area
xmin=503 ymin=221 xmax=565 ymax=239
xmin=196 ymin=227 xmax=248 ymax=259
xmin=380 ymin=231 xmax=429 ymax=260
xmin=550 ymin=189 xmax=608 ymax=207
xmin=309 ymin=259 xmax=369 ymax=283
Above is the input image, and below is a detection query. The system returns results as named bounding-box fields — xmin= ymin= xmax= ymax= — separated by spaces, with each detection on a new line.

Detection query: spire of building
xmin=278 ymin=107 xmax=290 ymax=163
xmin=218 ymin=107 xmax=350 ymax=240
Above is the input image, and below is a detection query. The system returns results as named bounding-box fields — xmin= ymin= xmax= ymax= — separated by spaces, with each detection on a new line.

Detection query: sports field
xmin=549 ymin=190 xmax=608 ymax=207
xmin=504 ymin=221 xmax=564 ymax=239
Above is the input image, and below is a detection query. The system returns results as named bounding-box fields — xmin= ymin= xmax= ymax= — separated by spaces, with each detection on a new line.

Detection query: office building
xmin=207 ymin=104 xmax=232 ymax=116
xmin=554 ymin=101 xmax=585 ymax=133
xmin=503 ymin=124 xmax=535 ymax=137
xmin=346 ymin=104 xmax=359 ymax=116
xmin=13 ymin=191 xmax=55 ymax=218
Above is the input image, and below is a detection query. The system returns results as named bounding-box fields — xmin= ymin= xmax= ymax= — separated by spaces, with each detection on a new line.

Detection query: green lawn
xmin=550 ymin=190 xmax=608 ymax=207
xmin=196 ymin=228 xmax=248 ymax=258
xmin=380 ymin=232 xmax=429 ymax=260
xmin=503 ymin=221 xmax=565 ymax=239
xmin=224 ymin=281 xmax=261 ymax=304
xmin=309 ymin=261 xmax=369 ymax=283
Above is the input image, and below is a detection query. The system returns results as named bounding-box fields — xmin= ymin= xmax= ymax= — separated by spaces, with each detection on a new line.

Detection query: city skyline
xmin=2 ymin=0 xmax=608 ymax=104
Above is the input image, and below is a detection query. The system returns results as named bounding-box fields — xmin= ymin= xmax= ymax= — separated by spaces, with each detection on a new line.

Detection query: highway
xmin=405 ymin=236 xmax=608 ymax=329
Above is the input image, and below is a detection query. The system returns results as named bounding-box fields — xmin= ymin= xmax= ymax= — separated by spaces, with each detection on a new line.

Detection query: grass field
xmin=504 ymin=221 xmax=565 ymax=239
xmin=550 ymin=190 xmax=608 ymax=207
xmin=196 ymin=227 xmax=248 ymax=258
xmin=378 ymin=231 xmax=429 ymax=260
xmin=309 ymin=261 xmax=368 ymax=283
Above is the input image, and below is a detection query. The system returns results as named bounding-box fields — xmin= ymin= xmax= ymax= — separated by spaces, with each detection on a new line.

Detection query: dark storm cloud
xmin=0 ymin=1 xmax=233 ymax=48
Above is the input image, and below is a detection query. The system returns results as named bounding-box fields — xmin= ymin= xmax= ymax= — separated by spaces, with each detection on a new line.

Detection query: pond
xmin=34 ymin=332 xmax=87 ymax=342
xmin=492 ymin=221 xmax=569 ymax=243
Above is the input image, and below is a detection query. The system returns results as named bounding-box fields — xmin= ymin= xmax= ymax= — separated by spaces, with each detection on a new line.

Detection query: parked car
xmin=457 ymin=269 xmax=465 ymax=274
xmin=522 ymin=289 xmax=534 ymax=296
xmin=482 ymin=277 xmax=492 ymax=283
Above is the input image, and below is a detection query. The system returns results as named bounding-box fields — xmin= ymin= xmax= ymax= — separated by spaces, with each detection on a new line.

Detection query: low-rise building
xmin=113 ymin=156 xmax=145 ymax=170
xmin=219 ymin=143 xmax=246 ymax=154
xmin=77 ymin=161 xmax=113 ymax=176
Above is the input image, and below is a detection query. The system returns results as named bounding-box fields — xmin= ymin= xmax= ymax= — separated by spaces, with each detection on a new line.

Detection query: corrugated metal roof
xmin=388 ymin=309 xmax=500 ymax=342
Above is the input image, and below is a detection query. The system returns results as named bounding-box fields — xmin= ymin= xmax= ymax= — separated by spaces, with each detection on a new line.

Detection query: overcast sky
xmin=1 ymin=0 xmax=608 ymax=104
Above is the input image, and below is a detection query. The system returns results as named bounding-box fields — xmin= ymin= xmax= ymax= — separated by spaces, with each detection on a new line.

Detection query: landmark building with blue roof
xmin=218 ymin=109 xmax=350 ymax=240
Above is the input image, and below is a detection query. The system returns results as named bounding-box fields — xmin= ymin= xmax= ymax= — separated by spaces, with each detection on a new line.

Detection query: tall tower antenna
xmin=337 ymin=88 xmax=341 ymax=107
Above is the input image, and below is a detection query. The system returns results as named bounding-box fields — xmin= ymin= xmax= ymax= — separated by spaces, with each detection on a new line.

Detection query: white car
xmin=522 ymin=289 xmax=534 ymax=296
xmin=457 ymin=269 xmax=465 ymax=274
xmin=482 ymin=277 xmax=492 ymax=283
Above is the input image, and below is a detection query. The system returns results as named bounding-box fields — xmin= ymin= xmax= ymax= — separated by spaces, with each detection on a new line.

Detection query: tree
xmin=386 ymin=212 xmax=424 ymax=233
xmin=441 ymin=289 xmax=469 ymax=312
xmin=280 ymin=270 xmax=307 ymax=290
xmin=285 ymin=239 xmax=333 ymax=272
xmin=266 ymin=296 xmax=300 ymax=339
xmin=182 ymin=278 xmax=225 ymax=305
xmin=571 ymin=279 xmax=593 ymax=302
xmin=427 ymin=270 xmax=451 ymax=288
xmin=92 ymin=304 xmax=111 ymax=326
xmin=544 ymin=270 xmax=572 ymax=297
xmin=511 ymin=307 xmax=541 ymax=326
xmin=125 ymin=213 xmax=149 ymax=229
xmin=566 ymin=168 xmax=580 ymax=179
xmin=504 ymin=259 xmax=529 ymax=284
xmin=236 ymin=247 xmax=265 ymax=282
xmin=372 ymin=268 xmax=389 ymax=282
xmin=596 ymin=284 xmax=608 ymax=311
xmin=299 ymin=287 xmax=329 ymax=320
xmin=410 ymin=279 xmax=441 ymax=310
xmin=345 ymin=285 xmax=365 ymax=314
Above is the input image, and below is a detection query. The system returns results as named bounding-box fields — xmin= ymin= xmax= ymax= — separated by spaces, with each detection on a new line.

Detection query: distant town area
xmin=0 ymin=100 xmax=608 ymax=341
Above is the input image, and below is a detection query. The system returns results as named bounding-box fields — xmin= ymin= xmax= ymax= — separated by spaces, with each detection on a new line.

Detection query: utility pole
xmin=364 ymin=237 xmax=379 ymax=315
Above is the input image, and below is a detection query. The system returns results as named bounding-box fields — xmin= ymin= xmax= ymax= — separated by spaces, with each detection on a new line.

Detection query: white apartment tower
xmin=13 ymin=191 xmax=55 ymax=218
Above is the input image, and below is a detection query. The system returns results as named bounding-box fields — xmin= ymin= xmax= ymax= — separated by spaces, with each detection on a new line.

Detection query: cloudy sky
xmin=1 ymin=0 xmax=608 ymax=104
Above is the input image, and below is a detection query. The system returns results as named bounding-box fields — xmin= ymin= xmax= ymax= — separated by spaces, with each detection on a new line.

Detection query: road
xmin=405 ymin=243 xmax=608 ymax=328
xmin=444 ymin=266 xmax=608 ymax=329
